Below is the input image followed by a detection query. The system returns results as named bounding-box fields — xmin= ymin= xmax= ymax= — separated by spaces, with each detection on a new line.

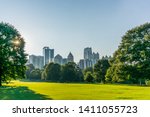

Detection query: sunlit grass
xmin=1 ymin=80 xmax=150 ymax=100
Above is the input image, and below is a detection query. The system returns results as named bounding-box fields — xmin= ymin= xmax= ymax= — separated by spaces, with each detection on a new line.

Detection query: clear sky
xmin=0 ymin=0 xmax=150 ymax=62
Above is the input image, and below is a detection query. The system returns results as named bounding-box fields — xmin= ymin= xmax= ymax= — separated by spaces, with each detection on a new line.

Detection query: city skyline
xmin=0 ymin=0 xmax=150 ymax=62
xmin=28 ymin=46 xmax=100 ymax=69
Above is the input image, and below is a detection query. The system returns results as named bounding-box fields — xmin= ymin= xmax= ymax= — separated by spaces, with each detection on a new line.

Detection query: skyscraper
xmin=92 ymin=52 xmax=99 ymax=65
xmin=43 ymin=47 xmax=50 ymax=65
xmin=78 ymin=59 xmax=84 ymax=69
xmin=54 ymin=54 xmax=63 ymax=65
xmin=82 ymin=47 xmax=100 ymax=69
xmin=67 ymin=52 xmax=74 ymax=62
xmin=29 ymin=55 xmax=44 ymax=69
xmin=84 ymin=47 xmax=92 ymax=60
xmin=43 ymin=46 xmax=54 ymax=65
xmin=62 ymin=58 xmax=67 ymax=65
xmin=49 ymin=49 xmax=54 ymax=62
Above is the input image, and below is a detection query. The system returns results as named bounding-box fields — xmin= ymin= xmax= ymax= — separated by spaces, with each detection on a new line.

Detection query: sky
xmin=0 ymin=0 xmax=150 ymax=62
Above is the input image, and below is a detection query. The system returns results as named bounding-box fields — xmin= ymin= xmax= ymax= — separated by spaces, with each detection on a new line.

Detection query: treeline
xmin=26 ymin=23 xmax=150 ymax=85
xmin=26 ymin=56 xmax=110 ymax=83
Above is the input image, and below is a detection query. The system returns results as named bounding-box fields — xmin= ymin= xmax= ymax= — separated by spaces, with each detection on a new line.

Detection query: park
xmin=0 ymin=80 xmax=150 ymax=100
xmin=0 ymin=22 xmax=150 ymax=100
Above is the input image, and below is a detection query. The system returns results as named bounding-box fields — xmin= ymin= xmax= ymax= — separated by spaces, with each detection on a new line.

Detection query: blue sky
xmin=0 ymin=0 xmax=150 ymax=62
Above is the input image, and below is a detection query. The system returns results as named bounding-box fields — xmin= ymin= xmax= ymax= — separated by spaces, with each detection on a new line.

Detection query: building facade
xmin=49 ymin=49 xmax=54 ymax=62
xmin=54 ymin=54 xmax=63 ymax=65
xmin=62 ymin=58 xmax=68 ymax=65
xmin=43 ymin=46 xmax=54 ymax=65
xmin=67 ymin=52 xmax=74 ymax=62
xmin=78 ymin=59 xmax=84 ymax=69
xmin=29 ymin=55 xmax=44 ymax=69
xmin=84 ymin=47 xmax=92 ymax=60
xmin=78 ymin=47 xmax=100 ymax=69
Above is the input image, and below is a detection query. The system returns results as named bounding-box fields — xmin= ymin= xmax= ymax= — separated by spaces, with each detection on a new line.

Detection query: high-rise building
xmin=93 ymin=52 xmax=99 ymax=60
xmin=82 ymin=47 xmax=100 ymax=69
xmin=29 ymin=55 xmax=44 ymax=69
xmin=43 ymin=47 xmax=50 ymax=65
xmin=49 ymin=49 xmax=54 ymax=62
xmin=84 ymin=47 xmax=92 ymax=60
xmin=78 ymin=59 xmax=84 ymax=69
xmin=92 ymin=52 xmax=99 ymax=65
xmin=84 ymin=59 xmax=92 ymax=68
xmin=67 ymin=52 xmax=74 ymax=62
xmin=54 ymin=54 xmax=63 ymax=65
xmin=62 ymin=58 xmax=67 ymax=65
xmin=43 ymin=47 xmax=54 ymax=65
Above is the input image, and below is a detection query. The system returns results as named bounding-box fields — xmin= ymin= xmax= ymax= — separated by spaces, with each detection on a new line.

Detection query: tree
xmin=84 ymin=72 xmax=95 ymax=83
xmin=44 ymin=62 xmax=61 ymax=81
xmin=26 ymin=64 xmax=35 ymax=79
xmin=29 ymin=69 xmax=41 ymax=80
xmin=94 ymin=57 xmax=110 ymax=83
xmin=83 ymin=67 xmax=93 ymax=75
xmin=76 ymin=66 xmax=84 ymax=82
xmin=0 ymin=22 xmax=27 ymax=86
xmin=106 ymin=23 xmax=150 ymax=84
xmin=61 ymin=62 xmax=83 ymax=82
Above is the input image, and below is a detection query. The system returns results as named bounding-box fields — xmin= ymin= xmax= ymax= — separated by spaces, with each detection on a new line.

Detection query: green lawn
xmin=0 ymin=80 xmax=150 ymax=100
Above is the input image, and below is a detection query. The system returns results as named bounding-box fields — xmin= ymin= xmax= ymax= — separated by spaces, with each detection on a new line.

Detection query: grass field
xmin=0 ymin=80 xmax=150 ymax=100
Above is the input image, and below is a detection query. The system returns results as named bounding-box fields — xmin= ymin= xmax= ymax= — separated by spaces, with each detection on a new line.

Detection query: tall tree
xmin=106 ymin=23 xmax=150 ymax=84
xmin=29 ymin=69 xmax=41 ymax=80
xmin=94 ymin=56 xmax=110 ymax=83
xmin=0 ymin=22 xmax=27 ymax=86
xmin=26 ymin=64 xmax=35 ymax=79
xmin=44 ymin=62 xmax=61 ymax=81
xmin=84 ymin=71 xmax=95 ymax=83
xmin=61 ymin=62 xmax=83 ymax=82
xmin=83 ymin=67 xmax=93 ymax=75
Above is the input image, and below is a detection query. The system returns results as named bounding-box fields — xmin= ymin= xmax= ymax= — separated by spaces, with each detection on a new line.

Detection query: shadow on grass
xmin=117 ymin=97 xmax=133 ymax=100
xmin=0 ymin=86 xmax=52 ymax=100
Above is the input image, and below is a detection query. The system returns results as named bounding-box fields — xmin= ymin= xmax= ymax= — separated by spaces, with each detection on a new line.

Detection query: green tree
xmin=45 ymin=62 xmax=61 ymax=81
xmin=106 ymin=23 xmax=150 ymax=84
xmin=94 ymin=57 xmax=110 ymax=83
xmin=26 ymin=64 xmax=35 ymax=79
xmin=61 ymin=62 xmax=83 ymax=82
xmin=76 ymin=66 xmax=84 ymax=82
xmin=0 ymin=22 xmax=27 ymax=86
xmin=83 ymin=67 xmax=93 ymax=75
xmin=84 ymin=72 xmax=95 ymax=83
xmin=29 ymin=69 xmax=41 ymax=80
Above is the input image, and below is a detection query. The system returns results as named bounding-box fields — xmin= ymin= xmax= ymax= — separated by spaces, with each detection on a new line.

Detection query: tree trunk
xmin=139 ymin=78 xmax=142 ymax=86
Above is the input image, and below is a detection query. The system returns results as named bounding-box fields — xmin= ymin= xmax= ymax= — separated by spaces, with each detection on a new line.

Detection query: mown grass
xmin=0 ymin=80 xmax=150 ymax=100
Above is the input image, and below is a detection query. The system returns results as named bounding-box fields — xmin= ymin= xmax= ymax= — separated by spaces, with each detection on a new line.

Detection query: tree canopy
xmin=44 ymin=62 xmax=61 ymax=81
xmin=94 ymin=56 xmax=110 ymax=83
xmin=106 ymin=23 xmax=150 ymax=84
xmin=61 ymin=62 xmax=84 ymax=82
xmin=0 ymin=22 xmax=27 ymax=86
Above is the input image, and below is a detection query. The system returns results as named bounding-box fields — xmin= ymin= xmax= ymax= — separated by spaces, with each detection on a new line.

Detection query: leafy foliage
xmin=94 ymin=57 xmax=110 ymax=83
xmin=61 ymin=62 xmax=84 ymax=82
xmin=84 ymin=72 xmax=95 ymax=83
xmin=0 ymin=22 xmax=27 ymax=86
xmin=83 ymin=67 xmax=93 ymax=74
xmin=44 ymin=62 xmax=61 ymax=81
xmin=106 ymin=23 xmax=150 ymax=84
xmin=26 ymin=64 xmax=35 ymax=79
xmin=29 ymin=69 xmax=41 ymax=80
